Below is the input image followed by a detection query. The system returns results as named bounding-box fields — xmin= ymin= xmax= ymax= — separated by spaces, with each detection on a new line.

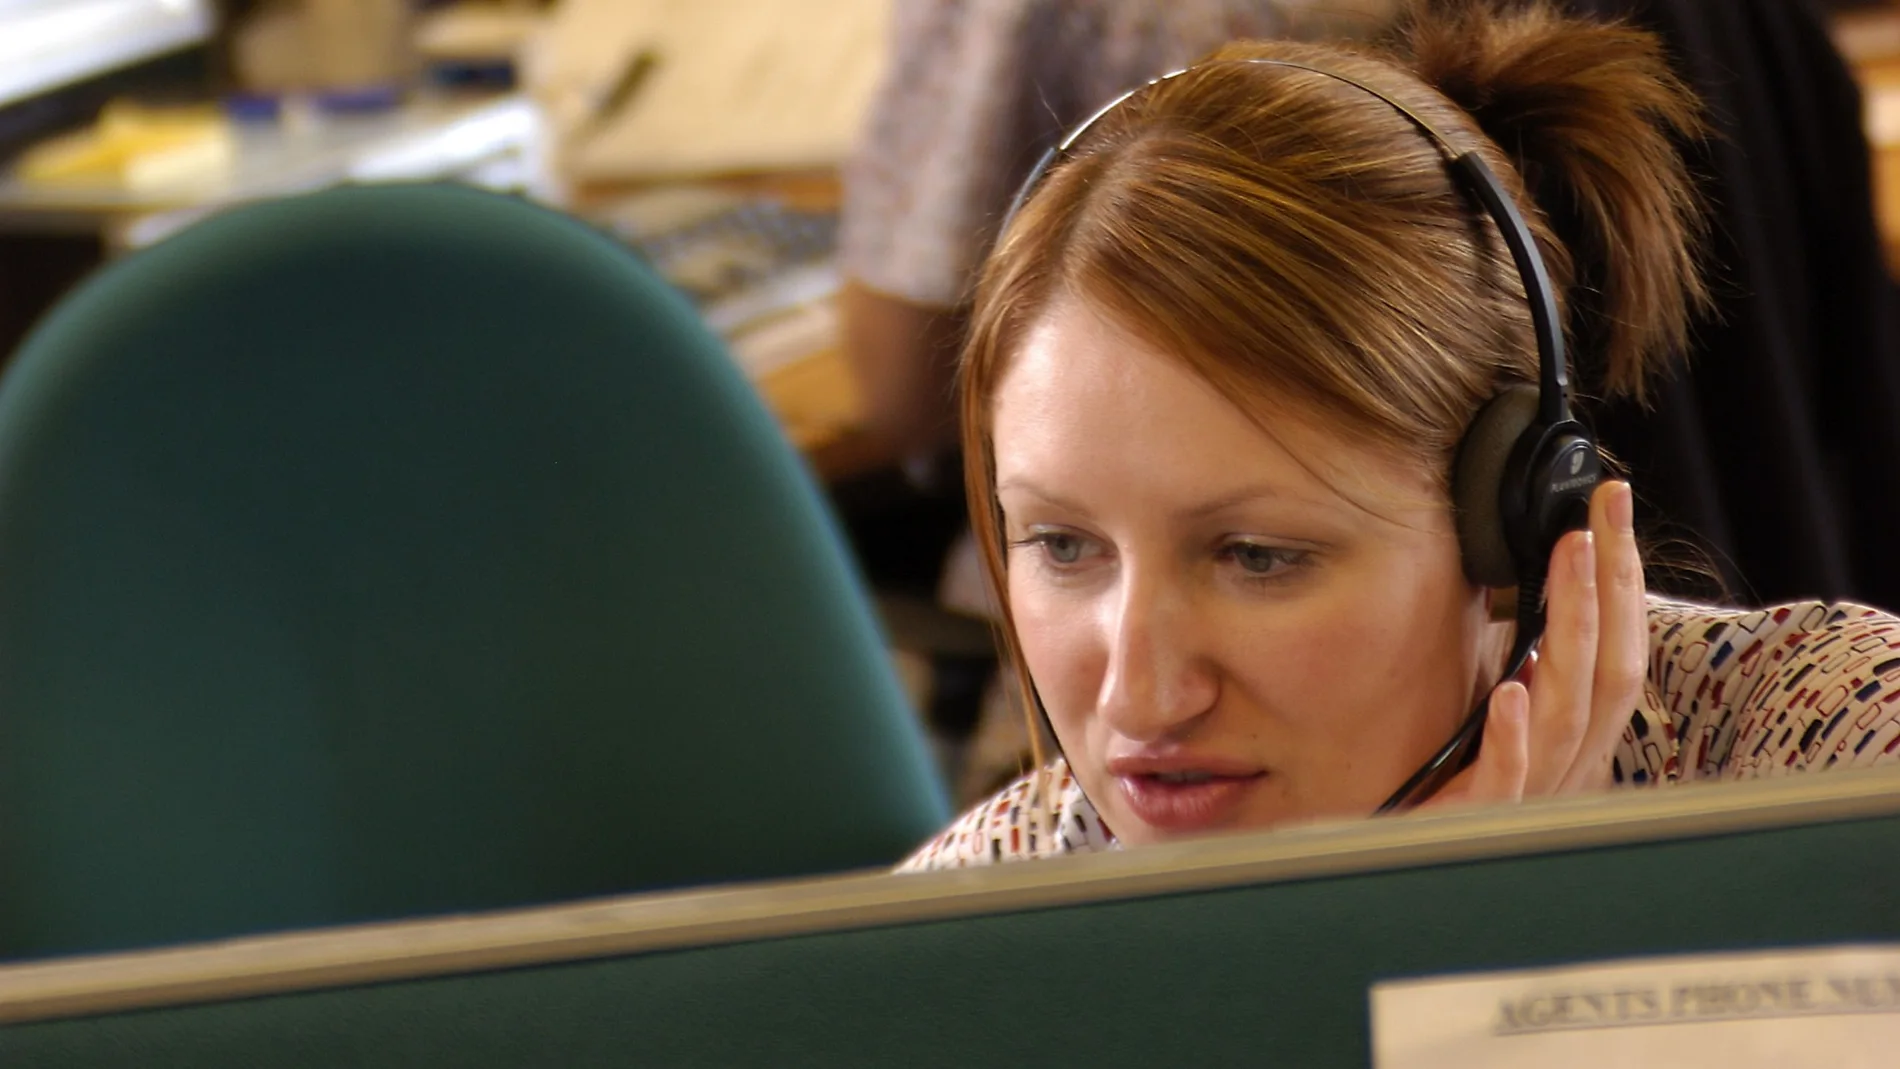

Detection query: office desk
xmin=0 ymin=94 xmax=541 ymax=248
xmin=2 ymin=123 xmax=863 ymax=461
xmin=754 ymin=342 xmax=862 ymax=458
xmin=581 ymin=180 xmax=864 ymax=467
xmin=0 ymin=93 xmax=544 ymax=356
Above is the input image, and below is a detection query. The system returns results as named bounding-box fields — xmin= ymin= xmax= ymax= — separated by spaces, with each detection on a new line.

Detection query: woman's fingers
xmin=1522 ymin=528 xmax=1598 ymax=794
xmin=1409 ymin=480 xmax=1649 ymax=815
xmin=1469 ymin=681 xmax=1530 ymax=803
xmin=1416 ymin=682 xmax=1530 ymax=811
xmin=1560 ymin=480 xmax=1649 ymax=791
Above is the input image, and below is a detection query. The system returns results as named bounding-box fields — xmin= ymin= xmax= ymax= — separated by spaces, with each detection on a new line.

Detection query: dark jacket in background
xmin=1566 ymin=0 xmax=1900 ymax=608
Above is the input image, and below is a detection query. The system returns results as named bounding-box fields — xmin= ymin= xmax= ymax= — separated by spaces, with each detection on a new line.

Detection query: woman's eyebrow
xmin=994 ymin=479 xmax=1096 ymax=520
xmin=1178 ymin=485 xmax=1283 ymax=520
xmin=998 ymin=478 xmax=1348 ymax=524
xmin=1179 ymin=484 xmax=1360 ymax=522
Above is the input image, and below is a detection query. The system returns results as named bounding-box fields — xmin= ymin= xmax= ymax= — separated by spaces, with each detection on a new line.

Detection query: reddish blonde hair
xmin=958 ymin=2 xmax=1708 ymax=764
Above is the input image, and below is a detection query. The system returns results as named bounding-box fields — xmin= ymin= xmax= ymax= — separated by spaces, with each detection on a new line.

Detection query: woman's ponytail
xmin=1403 ymin=0 xmax=1711 ymax=402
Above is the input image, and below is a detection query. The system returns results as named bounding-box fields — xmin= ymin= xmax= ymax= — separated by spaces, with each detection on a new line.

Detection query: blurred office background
xmin=4 ymin=0 xmax=1900 ymax=808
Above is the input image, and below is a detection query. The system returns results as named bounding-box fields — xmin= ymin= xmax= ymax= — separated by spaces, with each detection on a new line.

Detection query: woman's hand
xmin=1428 ymin=479 xmax=1647 ymax=808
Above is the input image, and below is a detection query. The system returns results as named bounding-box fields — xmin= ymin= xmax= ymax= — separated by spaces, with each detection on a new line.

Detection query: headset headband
xmin=998 ymin=58 xmax=1570 ymax=424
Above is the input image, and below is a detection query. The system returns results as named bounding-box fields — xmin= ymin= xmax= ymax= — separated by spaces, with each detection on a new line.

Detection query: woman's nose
xmin=1095 ymin=573 xmax=1217 ymax=741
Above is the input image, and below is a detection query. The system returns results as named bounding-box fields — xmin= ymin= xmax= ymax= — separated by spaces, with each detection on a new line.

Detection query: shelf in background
xmin=0 ymin=0 xmax=214 ymax=111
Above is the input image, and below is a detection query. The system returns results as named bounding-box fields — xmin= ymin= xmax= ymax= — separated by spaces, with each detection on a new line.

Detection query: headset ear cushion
xmin=1452 ymin=385 xmax=1539 ymax=589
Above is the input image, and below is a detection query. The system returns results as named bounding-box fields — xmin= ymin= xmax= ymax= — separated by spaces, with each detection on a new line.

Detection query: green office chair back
xmin=0 ymin=184 xmax=949 ymax=961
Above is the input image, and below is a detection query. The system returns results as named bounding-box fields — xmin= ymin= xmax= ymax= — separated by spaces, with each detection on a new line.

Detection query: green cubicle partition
xmin=4 ymin=771 xmax=1899 ymax=1067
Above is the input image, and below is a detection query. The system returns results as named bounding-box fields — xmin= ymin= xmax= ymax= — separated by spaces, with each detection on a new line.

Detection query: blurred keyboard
xmin=603 ymin=189 xmax=839 ymax=335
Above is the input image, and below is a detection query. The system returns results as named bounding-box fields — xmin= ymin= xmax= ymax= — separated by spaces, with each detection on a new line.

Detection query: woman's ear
xmin=1478 ymin=586 xmax=1520 ymax=690
xmin=1487 ymin=585 xmax=1518 ymax=623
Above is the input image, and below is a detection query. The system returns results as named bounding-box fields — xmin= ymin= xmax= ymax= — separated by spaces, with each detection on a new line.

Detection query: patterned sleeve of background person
xmin=838 ymin=0 xmax=1058 ymax=309
xmin=837 ymin=0 xmax=1331 ymax=311
xmin=1648 ymin=598 xmax=1900 ymax=780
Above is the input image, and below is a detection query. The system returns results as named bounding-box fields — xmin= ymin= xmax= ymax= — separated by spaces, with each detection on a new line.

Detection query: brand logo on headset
xmin=1551 ymin=472 xmax=1597 ymax=494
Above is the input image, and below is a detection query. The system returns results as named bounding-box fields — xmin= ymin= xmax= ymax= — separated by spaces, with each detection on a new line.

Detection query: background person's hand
xmin=1427 ymin=480 xmax=1647 ymax=808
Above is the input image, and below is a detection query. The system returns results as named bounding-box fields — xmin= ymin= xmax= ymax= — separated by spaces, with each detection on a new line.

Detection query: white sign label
xmin=1372 ymin=944 xmax=1900 ymax=1068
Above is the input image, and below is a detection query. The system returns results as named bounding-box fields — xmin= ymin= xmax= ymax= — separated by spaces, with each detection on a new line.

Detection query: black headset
xmin=995 ymin=59 xmax=1603 ymax=813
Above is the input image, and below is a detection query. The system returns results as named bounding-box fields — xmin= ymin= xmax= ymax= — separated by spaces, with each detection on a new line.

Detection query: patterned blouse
xmin=899 ymin=597 xmax=1900 ymax=871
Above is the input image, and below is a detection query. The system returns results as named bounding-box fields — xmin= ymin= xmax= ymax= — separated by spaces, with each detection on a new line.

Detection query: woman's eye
xmin=1040 ymin=533 xmax=1087 ymax=565
xmin=1012 ymin=530 xmax=1098 ymax=569
xmin=1223 ymin=541 xmax=1305 ymax=577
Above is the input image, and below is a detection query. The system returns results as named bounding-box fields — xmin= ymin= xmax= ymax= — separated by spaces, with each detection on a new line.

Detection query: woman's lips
xmin=1111 ymin=767 xmax=1268 ymax=833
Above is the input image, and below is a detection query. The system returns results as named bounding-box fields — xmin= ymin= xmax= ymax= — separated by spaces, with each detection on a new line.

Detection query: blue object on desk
xmin=312 ymin=84 xmax=404 ymax=114
xmin=221 ymin=92 xmax=282 ymax=122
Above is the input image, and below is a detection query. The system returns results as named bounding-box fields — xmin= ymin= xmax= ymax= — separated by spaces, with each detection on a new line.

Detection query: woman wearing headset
xmin=901 ymin=1 xmax=1900 ymax=869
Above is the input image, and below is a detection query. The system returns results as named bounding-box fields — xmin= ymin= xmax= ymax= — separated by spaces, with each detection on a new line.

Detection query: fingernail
xmin=1608 ymin=481 xmax=1634 ymax=533
xmin=1501 ymin=683 xmax=1528 ymax=726
xmin=1575 ymin=530 xmax=1596 ymax=585
xmin=1492 ymin=682 xmax=1528 ymax=732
